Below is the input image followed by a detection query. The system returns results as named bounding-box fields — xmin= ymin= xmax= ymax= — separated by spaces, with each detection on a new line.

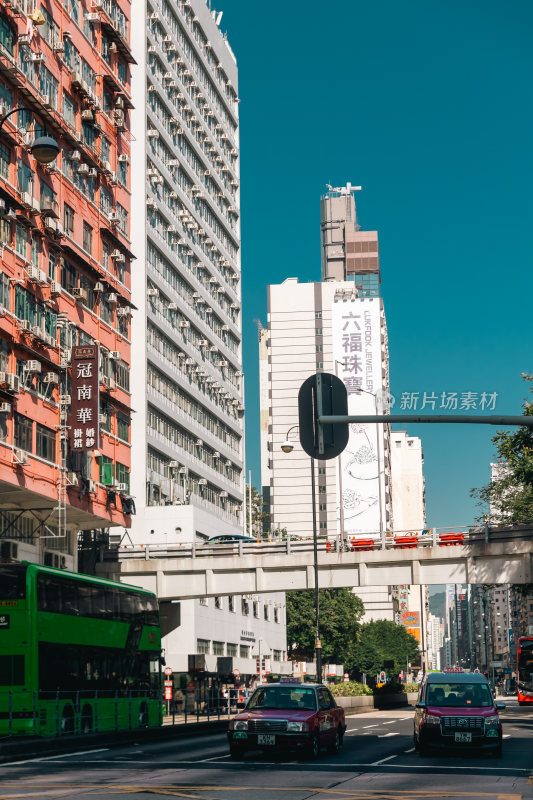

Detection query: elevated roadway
xmin=96 ymin=525 xmax=533 ymax=600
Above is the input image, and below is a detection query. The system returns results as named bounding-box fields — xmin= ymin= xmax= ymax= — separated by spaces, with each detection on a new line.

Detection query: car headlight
xmin=423 ymin=714 xmax=440 ymax=725
xmin=484 ymin=715 xmax=500 ymax=728
xmin=287 ymin=721 xmax=309 ymax=732
xmin=229 ymin=720 xmax=248 ymax=731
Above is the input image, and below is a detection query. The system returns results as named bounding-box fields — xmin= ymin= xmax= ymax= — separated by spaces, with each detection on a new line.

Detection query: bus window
xmin=37 ymin=574 xmax=62 ymax=612
xmin=0 ymin=565 xmax=27 ymax=599
xmin=61 ymin=579 xmax=79 ymax=616
xmin=0 ymin=654 xmax=24 ymax=685
xmin=77 ymin=583 xmax=93 ymax=616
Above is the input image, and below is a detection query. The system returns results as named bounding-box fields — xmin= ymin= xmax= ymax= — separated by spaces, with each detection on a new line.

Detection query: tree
xmin=244 ymin=485 xmax=270 ymax=537
xmin=286 ymin=588 xmax=365 ymax=672
xmin=471 ymin=373 xmax=533 ymax=524
xmin=353 ymin=620 xmax=420 ymax=676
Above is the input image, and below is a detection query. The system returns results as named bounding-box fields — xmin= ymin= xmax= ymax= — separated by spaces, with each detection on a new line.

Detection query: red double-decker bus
xmin=517 ymin=637 xmax=533 ymax=706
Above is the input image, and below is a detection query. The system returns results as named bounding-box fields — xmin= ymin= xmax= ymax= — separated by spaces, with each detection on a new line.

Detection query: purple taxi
xmin=227 ymin=681 xmax=346 ymax=759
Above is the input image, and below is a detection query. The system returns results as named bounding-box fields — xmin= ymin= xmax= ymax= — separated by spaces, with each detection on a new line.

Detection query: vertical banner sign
xmin=70 ymin=345 xmax=100 ymax=452
xmin=332 ymin=298 xmax=385 ymax=536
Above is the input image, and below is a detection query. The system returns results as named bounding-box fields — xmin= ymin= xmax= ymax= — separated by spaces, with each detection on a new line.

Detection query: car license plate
xmin=257 ymin=734 xmax=275 ymax=745
xmin=454 ymin=732 xmax=472 ymax=743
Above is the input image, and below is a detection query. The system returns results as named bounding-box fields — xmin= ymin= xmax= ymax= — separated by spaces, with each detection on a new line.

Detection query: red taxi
xmin=414 ymin=668 xmax=505 ymax=757
xmin=227 ymin=681 xmax=346 ymax=759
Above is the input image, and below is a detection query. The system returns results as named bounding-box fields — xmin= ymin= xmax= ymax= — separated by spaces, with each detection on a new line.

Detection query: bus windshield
xmin=518 ymin=639 xmax=533 ymax=692
xmin=0 ymin=564 xmax=27 ymax=600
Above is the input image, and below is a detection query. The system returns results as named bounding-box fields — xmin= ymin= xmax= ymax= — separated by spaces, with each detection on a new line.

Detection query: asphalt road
xmin=1 ymin=697 xmax=532 ymax=800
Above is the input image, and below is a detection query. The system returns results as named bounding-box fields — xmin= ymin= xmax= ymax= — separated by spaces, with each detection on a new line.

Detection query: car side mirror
xmin=416 ymin=701 xmax=426 ymax=709
xmin=496 ymin=702 xmax=506 ymax=710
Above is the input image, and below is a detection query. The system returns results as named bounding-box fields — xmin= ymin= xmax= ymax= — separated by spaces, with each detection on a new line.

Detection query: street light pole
xmin=0 ymin=106 xmax=60 ymax=164
xmin=310 ymin=455 xmax=321 ymax=683
xmin=281 ymin=426 xmax=322 ymax=683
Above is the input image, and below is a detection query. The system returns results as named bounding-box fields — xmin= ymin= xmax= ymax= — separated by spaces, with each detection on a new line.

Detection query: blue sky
xmin=217 ymin=0 xmax=532 ymax=528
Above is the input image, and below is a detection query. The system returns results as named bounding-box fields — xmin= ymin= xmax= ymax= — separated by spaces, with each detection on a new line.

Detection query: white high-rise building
xmin=128 ymin=0 xmax=286 ymax=677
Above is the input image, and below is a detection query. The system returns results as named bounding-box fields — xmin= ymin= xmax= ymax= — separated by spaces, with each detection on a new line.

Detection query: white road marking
xmin=1 ymin=748 xmax=109 ymax=766
xmin=197 ymin=754 xmax=232 ymax=762
xmin=363 ymin=724 xmax=378 ymax=728
xmin=404 ymin=747 xmax=415 ymax=753
xmin=378 ymin=732 xmax=399 ymax=738
xmin=371 ymin=754 xmax=398 ymax=765
xmin=383 ymin=720 xmax=397 ymax=724
xmin=503 ymin=734 xmax=511 ymax=738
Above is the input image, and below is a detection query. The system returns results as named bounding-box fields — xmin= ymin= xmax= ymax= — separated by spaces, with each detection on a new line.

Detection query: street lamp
xmin=281 ymin=424 xmax=322 ymax=683
xmin=0 ymin=107 xmax=60 ymax=164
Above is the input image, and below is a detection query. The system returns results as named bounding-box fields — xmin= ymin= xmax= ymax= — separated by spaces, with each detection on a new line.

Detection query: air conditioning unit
xmin=179 ymin=320 xmax=190 ymax=328
xmin=59 ymin=395 xmax=71 ymax=406
xmin=198 ymin=339 xmax=209 ymax=347
xmin=110 ymin=249 xmax=123 ymax=259
xmin=66 ymin=471 xmax=78 ymax=486
xmin=117 ymin=307 xmax=130 ymax=317
xmin=30 ymin=53 xmax=45 ymax=64
xmin=72 ymin=287 xmax=87 ymax=302
xmin=115 ymin=482 xmax=127 ymax=492
xmin=0 ymin=540 xmax=18 ymax=561
xmin=198 ymin=478 xmax=207 ymax=486
xmin=118 ymin=154 xmax=129 ymax=163
xmin=43 ymin=372 xmax=59 ymax=384
xmin=168 ymin=302 xmax=177 ymax=310
xmin=109 ymin=212 xmax=120 ymax=224
xmin=2 ymin=373 xmax=19 ymax=393
xmin=146 ymin=288 xmax=159 ymax=297
xmin=109 ymin=351 xmax=121 ymax=359
xmin=0 ymin=402 xmax=11 ymax=412
xmin=87 ymin=479 xmax=97 ymax=493
xmin=70 ymin=150 xmax=81 ymax=163
xmin=18 ymin=33 xmax=31 ymax=46
xmin=25 ymin=360 xmax=41 ymax=373
xmin=105 ymin=293 xmax=118 ymax=304
xmin=184 ymin=358 xmax=194 ymax=365
xmin=220 ymin=491 xmax=228 ymax=498
xmin=43 ymin=217 xmax=60 ymax=235
xmin=88 ymin=167 xmax=98 ymax=178
xmin=19 ymin=319 xmax=32 ymax=332
xmin=168 ymin=460 xmax=179 ymax=468
xmin=14 ymin=448 xmax=27 ymax=464
xmin=70 ymin=71 xmax=82 ymax=88
xmin=85 ymin=11 xmax=100 ymax=21
xmin=77 ymin=163 xmax=89 ymax=175
xmin=94 ymin=282 xmax=104 ymax=292
xmin=53 ymin=41 xmax=64 ymax=54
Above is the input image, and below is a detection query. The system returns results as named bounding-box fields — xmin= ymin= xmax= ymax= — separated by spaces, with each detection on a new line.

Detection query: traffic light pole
xmin=310 ymin=456 xmax=322 ymax=684
xmin=320 ymin=414 xmax=533 ymax=427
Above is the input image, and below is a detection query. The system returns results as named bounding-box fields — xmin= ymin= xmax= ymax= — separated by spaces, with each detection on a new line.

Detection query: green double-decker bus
xmin=0 ymin=562 xmax=162 ymax=737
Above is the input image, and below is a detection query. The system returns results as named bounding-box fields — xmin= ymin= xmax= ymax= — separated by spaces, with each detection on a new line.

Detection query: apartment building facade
xmin=0 ymin=0 xmax=134 ymax=568
xmin=127 ymin=0 xmax=281 ymax=678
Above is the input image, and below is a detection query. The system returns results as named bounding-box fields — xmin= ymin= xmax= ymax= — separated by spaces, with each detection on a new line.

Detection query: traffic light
xmin=298 ymin=373 xmax=349 ymax=460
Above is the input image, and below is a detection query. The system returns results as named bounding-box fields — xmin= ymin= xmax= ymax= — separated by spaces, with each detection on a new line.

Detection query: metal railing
xmin=0 ymin=688 xmax=243 ymax=740
xmin=105 ymin=523 xmax=532 ymax=562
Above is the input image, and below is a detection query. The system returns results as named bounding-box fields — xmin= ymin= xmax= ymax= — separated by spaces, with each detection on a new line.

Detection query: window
xmin=115 ymin=462 xmax=130 ymax=491
xmin=318 ymin=485 xmax=326 ymax=494
xmin=239 ymin=644 xmax=249 ymax=659
xmin=318 ymin=467 xmax=326 ymax=475
xmin=63 ymin=94 xmax=76 ymax=129
xmin=14 ymin=414 xmax=33 ymax=452
xmin=214 ymin=596 xmax=222 ymax=609
xmin=117 ymin=59 xmax=127 ymax=85
xmin=99 ymin=455 xmax=114 ymax=485
xmin=315 ymin=328 xmax=323 ymax=335
xmin=82 ymin=121 xmax=96 ymax=149
xmin=274 ymin=606 xmax=280 ymax=623
xmin=319 ymin=521 xmax=327 ymax=529
xmin=273 ymin=650 xmax=281 ymax=661
xmin=31 ymin=236 xmax=39 ymax=266
xmin=63 ymin=204 xmax=74 ymax=236
xmin=253 ymin=600 xmax=259 ymax=618
xmin=36 ymin=424 xmax=56 ymax=462
xmin=319 ymin=503 xmax=327 ymax=511
xmin=66 ymin=0 xmax=79 ymax=24
xmin=315 ymin=345 xmax=323 ymax=352
xmin=199 ymin=596 xmax=208 ymax=606
xmin=226 ymin=643 xmax=237 ymax=657
xmin=15 ymin=222 xmax=27 ymax=258
xmin=39 ymin=67 xmax=58 ymax=108
xmin=101 ymin=137 xmax=110 ymax=163
xmin=82 ymin=221 xmax=93 ymax=254
xmin=264 ymin=604 xmax=269 ymax=621
xmin=118 ymin=159 xmax=127 ymax=187
xmin=241 ymin=598 xmax=249 ymax=615
xmin=17 ymin=162 xmax=33 ymax=195
xmin=196 ymin=638 xmax=210 ymax=654
xmin=213 ymin=641 xmax=224 ymax=656
xmin=0 ymin=141 xmax=9 ymax=180
xmin=100 ymin=186 xmax=113 ymax=216
xmin=315 ymin=311 xmax=322 ymax=319
xmin=116 ymin=412 xmax=129 ymax=442
xmin=228 ymin=595 xmax=235 ymax=612
xmin=116 ymin=202 xmax=128 ymax=236
xmin=0 ymin=17 xmax=14 ymax=54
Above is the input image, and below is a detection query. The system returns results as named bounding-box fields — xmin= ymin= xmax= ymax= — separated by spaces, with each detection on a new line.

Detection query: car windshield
xmin=248 ymin=686 xmax=317 ymax=711
xmin=426 ymin=682 xmax=493 ymax=707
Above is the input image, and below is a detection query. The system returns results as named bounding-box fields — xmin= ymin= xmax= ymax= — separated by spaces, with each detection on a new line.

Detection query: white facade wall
xmin=129 ymin=0 xmax=286 ymax=672
xmin=390 ymin=431 xmax=426 ymax=533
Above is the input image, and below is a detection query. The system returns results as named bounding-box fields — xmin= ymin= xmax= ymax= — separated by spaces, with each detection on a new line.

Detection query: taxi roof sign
xmin=443 ymin=666 xmax=464 ymax=673
xmin=279 ymin=676 xmax=302 ymax=684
